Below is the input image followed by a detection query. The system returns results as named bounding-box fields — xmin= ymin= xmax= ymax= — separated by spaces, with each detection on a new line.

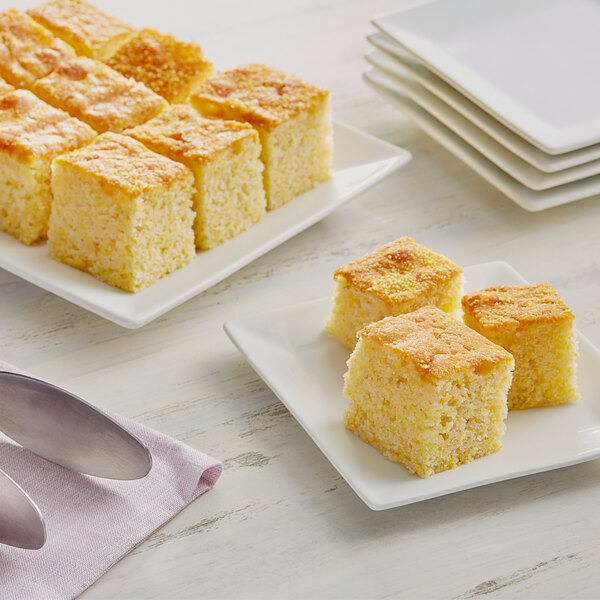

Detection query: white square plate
xmin=366 ymin=48 xmax=600 ymax=189
xmin=0 ymin=122 xmax=410 ymax=328
xmin=225 ymin=261 xmax=600 ymax=510
xmin=367 ymin=32 xmax=600 ymax=173
xmin=365 ymin=69 xmax=600 ymax=212
xmin=374 ymin=0 xmax=600 ymax=153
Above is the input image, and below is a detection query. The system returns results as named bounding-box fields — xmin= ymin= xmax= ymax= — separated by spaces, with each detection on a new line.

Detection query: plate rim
xmin=365 ymin=48 xmax=600 ymax=188
xmin=372 ymin=0 xmax=600 ymax=153
xmin=366 ymin=32 xmax=600 ymax=173
xmin=364 ymin=69 xmax=600 ymax=212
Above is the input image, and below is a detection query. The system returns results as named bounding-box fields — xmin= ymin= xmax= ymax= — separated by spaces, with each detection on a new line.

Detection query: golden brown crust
xmin=462 ymin=283 xmax=575 ymax=332
xmin=190 ymin=63 xmax=330 ymax=130
xmin=106 ymin=28 xmax=214 ymax=103
xmin=0 ymin=75 xmax=14 ymax=96
xmin=0 ymin=9 xmax=76 ymax=86
xmin=334 ymin=237 xmax=463 ymax=305
xmin=0 ymin=89 xmax=95 ymax=162
xmin=359 ymin=305 xmax=514 ymax=378
xmin=53 ymin=132 xmax=192 ymax=195
xmin=27 ymin=0 xmax=135 ymax=59
xmin=31 ymin=56 xmax=166 ymax=133
xmin=126 ymin=104 xmax=257 ymax=165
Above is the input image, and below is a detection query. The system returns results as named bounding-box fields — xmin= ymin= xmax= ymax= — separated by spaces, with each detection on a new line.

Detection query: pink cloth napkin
xmin=0 ymin=360 xmax=222 ymax=600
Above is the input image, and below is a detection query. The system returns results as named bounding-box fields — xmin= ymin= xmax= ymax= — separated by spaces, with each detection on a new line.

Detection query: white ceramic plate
xmin=367 ymin=32 xmax=600 ymax=173
xmin=0 ymin=122 xmax=410 ymax=328
xmin=373 ymin=0 xmax=600 ymax=154
xmin=365 ymin=69 xmax=600 ymax=212
xmin=225 ymin=261 xmax=600 ymax=511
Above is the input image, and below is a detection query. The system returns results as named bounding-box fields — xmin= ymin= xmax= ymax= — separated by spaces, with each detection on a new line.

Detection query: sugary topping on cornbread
xmin=190 ymin=63 xmax=330 ymax=130
xmin=359 ymin=305 xmax=513 ymax=378
xmin=54 ymin=132 xmax=192 ymax=195
xmin=462 ymin=283 xmax=574 ymax=332
xmin=334 ymin=237 xmax=463 ymax=305
xmin=31 ymin=56 xmax=167 ymax=133
xmin=0 ymin=76 xmax=14 ymax=96
xmin=27 ymin=0 xmax=135 ymax=57
xmin=0 ymin=89 xmax=95 ymax=161
xmin=106 ymin=28 xmax=214 ymax=103
xmin=126 ymin=104 xmax=257 ymax=163
xmin=0 ymin=9 xmax=75 ymax=86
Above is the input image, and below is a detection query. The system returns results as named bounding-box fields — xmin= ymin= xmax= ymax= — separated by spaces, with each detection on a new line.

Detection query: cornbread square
xmin=344 ymin=306 xmax=514 ymax=478
xmin=462 ymin=283 xmax=579 ymax=410
xmin=0 ymin=89 xmax=95 ymax=245
xmin=0 ymin=9 xmax=76 ymax=87
xmin=49 ymin=132 xmax=195 ymax=292
xmin=126 ymin=104 xmax=265 ymax=250
xmin=106 ymin=28 xmax=214 ymax=103
xmin=31 ymin=56 xmax=167 ymax=133
xmin=190 ymin=63 xmax=332 ymax=210
xmin=326 ymin=237 xmax=464 ymax=349
xmin=27 ymin=0 xmax=135 ymax=60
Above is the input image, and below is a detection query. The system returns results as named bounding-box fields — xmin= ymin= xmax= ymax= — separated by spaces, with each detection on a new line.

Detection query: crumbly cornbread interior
xmin=27 ymin=0 xmax=135 ymax=60
xmin=462 ymin=283 xmax=579 ymax=410
xmin=190 ymin=63 xmax=332 ymax=210
xmin=48 ymin=133 xmax=195 ymax=292
xmin=0 ymin=89 xmax=95 ymax=245
xmin=343 ymin=307 xmax=514 ymax=478
xmin=125 ymin=105 xmax=266 ymax=250
xmin=326 ymin=237 xmax=464 ymax=349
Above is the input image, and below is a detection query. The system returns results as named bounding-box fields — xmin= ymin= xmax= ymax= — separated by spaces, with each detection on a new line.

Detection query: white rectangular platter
xmin=0 ymin=122 xmax=410 ymax=328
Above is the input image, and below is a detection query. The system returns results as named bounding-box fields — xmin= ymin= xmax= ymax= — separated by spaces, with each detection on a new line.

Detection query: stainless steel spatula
xmin=0 ymin=370 xmax=152 ymax=549
xmin=0 ymin=371 xmax=152 ymax=479
xmin=0 ymin=467 xmax=46 ymax=550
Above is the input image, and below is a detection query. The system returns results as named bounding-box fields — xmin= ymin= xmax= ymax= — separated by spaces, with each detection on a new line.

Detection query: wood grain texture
xmin=1 ymin=0 xmax=600 ymax=598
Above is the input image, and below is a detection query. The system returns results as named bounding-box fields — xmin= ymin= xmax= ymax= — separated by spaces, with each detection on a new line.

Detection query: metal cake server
xmin=0 ymin=371 xmax=152 ymax=480
xmin=0 ymin=370 xmax=152 ymax=549
xmin=0 ymin=467 xmax=46 ymax=550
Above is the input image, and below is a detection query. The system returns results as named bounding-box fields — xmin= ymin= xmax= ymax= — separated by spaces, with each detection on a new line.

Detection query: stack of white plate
xmin=365 ymin=0 xmax=600 ymax=211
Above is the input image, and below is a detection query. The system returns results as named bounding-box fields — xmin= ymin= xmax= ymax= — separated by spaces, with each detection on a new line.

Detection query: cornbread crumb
xmin=0 ymin=89 xmax=95 ymax=245
xmin=462 ymin=283 xmax=579 ymax=410
xmin=49 ymin=132 xmax=195 ymax=292
xmin=326 ymin=237 xmax=464 ymax=349
xmin=126 ymin=104 xmax=265 ymax=250
xmin=343 ymin=306 xmax=514 ymax=478
xmin=190 ymin=63 xmax=332 ymax=209
xmin=27 ymin=0 xmax=135 ymax=60
xmin=31 ymin=56 xmax=166 ymax=133
xmin=0 ymin=9 xmax=75 ymax=87
xmin=106 ymin=28 xmax=214 ymax=103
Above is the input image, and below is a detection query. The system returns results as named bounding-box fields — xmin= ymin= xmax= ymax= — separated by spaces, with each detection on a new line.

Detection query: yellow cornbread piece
xmin=27 ymin=0 xmax=135 ymax=60
xmin=344 ymin=306 xmax=514 ymax=478
xmin=462 ymin=283 xmax=579 ymax=410
xmin=126 ymin=104 xmax=265 ymax=250
xmin=49 ymin=132 xmax=195 ymax=292
xmin=0 ymin=89 xmax=95 ymax=245
xmin=106 ymin=28 xmax=214 ymax=103
xmin=190 ymin=63 xmax=332 ymax=210
xmin=0 ymin=9 xmax=75 ymax=87
xmin=326 ymin=237 xmax=464 ymax=349
xmin=31 ymin=55 xmax=166 ymax=133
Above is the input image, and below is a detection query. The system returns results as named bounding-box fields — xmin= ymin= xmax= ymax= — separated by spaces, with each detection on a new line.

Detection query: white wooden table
xmin=3 ymin=0 xmax=600 ymax=597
